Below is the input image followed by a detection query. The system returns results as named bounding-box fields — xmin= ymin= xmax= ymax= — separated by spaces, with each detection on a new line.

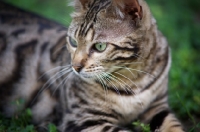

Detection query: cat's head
xmin=67 ymin=0 xmax=153 ymax=80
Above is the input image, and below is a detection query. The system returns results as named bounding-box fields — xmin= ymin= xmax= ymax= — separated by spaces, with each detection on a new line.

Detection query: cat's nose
xmin=73 ymin=64 xmax=83 ymax=73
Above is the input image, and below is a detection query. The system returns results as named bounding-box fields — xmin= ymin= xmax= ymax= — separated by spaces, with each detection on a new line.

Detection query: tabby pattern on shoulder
xmin=0 ymin=0 xmax=185 ymax=132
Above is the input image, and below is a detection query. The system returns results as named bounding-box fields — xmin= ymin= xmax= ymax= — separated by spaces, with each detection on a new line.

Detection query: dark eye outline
xmin=68 ymin=37 xmax=77 ymax=48
xmin=91 ymin=42 xmax=107 ymax=53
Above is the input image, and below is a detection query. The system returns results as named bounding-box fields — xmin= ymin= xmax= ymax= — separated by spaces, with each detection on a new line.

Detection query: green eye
xmin=69 ymin=37 xmax=77 ymax=47
xmin=94 ymin=43 xmax=107 ymax=52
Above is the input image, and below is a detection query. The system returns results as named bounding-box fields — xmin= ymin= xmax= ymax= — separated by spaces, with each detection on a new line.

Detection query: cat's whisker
xmin=125 ymin=67 xmax=144 ymax=107
xmin=115 ymin=71 xmax=139 ymax=89
xmin=43 ymin=68 xmax=71 ymax=86
xmin=101 ymin=72 xmax=121 ymax=95
xmin=31 ymin=67 xmax=72 ymax=105
xmin=95 ymin=73 xmax=107 ymax=100
xmin=112 ymin=73 xmax=135 ymax=95
xmin=99 ymin=73 xmax=109 ymax=96
xmin=97 ymin=75 xmax=107 ymax=100
xmin=123 ymin=62 xmax=143 ymax=65
xmin=42 ymin=67 xmax=72 ymax=89
xmin=106 ymin=72 xmax=131 ymax=94
xmin=52 ymin=70 xmax=73 ymax=96
xmin=114 ymin=71 xmax=143 ymax=106
xmin=101 ymin=72 xmax=117 ymax=95
xmin=38 ymin=65 xmax=71 ymax=80
xmin=99 ymin=72 xmax=114 ymax=104
xmin=113 ymin=66 xmax=155 ymax=78
xmin=124 ymin=67 xmax=140 ymax=89
xmin=115 ymin=72 xmax=138 ymax=90
xmin=112 ymin=74 xmax=128 ymax=94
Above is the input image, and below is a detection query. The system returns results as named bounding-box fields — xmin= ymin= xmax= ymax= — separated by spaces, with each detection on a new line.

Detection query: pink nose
xmin=73 ymin=64 xmax=83 ymax=72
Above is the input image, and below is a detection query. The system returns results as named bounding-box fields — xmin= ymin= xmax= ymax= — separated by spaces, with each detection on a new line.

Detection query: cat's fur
xmin=0 ymin=0 xmax=184 ymax=132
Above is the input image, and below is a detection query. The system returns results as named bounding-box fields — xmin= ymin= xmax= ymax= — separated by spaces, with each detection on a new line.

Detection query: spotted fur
xmin=0 ymin=0 xmax=184 ymax=132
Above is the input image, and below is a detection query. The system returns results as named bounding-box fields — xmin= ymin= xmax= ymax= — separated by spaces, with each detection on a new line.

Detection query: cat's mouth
xmin=72 ymin=65 xmax=105 ymax=79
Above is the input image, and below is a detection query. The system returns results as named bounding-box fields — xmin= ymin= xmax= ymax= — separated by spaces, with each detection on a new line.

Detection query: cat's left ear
xmin=112 ymin=0 xmax=143 ymax=21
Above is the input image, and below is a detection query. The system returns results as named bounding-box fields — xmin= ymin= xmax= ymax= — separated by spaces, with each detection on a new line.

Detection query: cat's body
xmin=0 ymin=2 xmax=68 ymax=125
xmin=0 ymin=0 xmax=184 ymax=132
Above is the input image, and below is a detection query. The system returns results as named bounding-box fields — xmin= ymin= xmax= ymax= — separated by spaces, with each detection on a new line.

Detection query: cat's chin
xmin=77 ymin=72 xmax=102 ymax=81
xmin=72 ymin=70 xmax=95 ymax=80
xmin=72 ymin=68 xmax=102 ymax=80
xmin=79 ymin=73 xmax=97 ymax=79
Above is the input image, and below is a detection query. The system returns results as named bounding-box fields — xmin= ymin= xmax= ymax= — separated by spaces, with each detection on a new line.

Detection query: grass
xmin=2 ymin=0 xmax=200 ymax=131
xmin=0 ymin=109 xmax=58 ymax=132
xmin=0 ymin=99 xmax=57 ymax=132
xmin=0 ymin=109 xmax=34 ymax=132
xmin=133 ymin=121 xmax=151 ymax=132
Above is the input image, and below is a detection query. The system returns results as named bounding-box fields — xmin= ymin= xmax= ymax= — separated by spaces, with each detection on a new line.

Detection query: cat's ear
xmin=112 ymin=0 xmax=143 ymax=21
xmin=72 ymin=0 xmax=90 ymax=11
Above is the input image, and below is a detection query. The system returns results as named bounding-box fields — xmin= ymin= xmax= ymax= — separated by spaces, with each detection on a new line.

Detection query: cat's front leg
xmin=61 ymin=120 xmax=132 ymax=132
xmin=72 ymin=124 xmax=131 ymax=132
xmin=149 ymin=110 xmax=185 ymax=132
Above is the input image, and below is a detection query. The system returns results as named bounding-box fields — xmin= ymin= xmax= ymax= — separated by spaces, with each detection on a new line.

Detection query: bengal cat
xmin=0 ymin=0 xmax=185 ymax=132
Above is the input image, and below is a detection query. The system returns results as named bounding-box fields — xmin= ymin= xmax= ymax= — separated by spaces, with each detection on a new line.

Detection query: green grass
xmin=133 ymin=121 xmax=151 ymax=132
xmin=0 ymin=110 xmax=58 ymax=132
xmin=2 ymin=0 xmax=200 ymax=131
xmin=0 ymin=109 xmax=35 ymax=132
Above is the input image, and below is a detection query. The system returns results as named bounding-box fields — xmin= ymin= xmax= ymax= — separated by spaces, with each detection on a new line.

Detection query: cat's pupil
xmin=99 ymin=44 xmax=102 ymax=49
xmin=94 ymin=43 xmax=107 ymax=52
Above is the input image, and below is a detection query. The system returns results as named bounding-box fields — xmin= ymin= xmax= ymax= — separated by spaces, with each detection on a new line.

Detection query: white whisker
xmin=113 ymin=66 xmax=155 ymax=78
xmin=42 ymin=67 xmax=72 ymax=89
xmin=102 ymin=72 xmax=121 ymax=95
xmin=114 ymin=71 xmax=143 ymax=107
xmin=31 ymin=67 xmax=72 ymax=105
xmin=95 ymin=73 xmax=108 ymax=102
xmin=52 ymin=70 xmax=73 ymax=96
xmin=123 ymin=62 xmax=143 ymax=65
xmin=106 ymin=72 xmax=130 ymax=94
xmin=115 ymin=72 xmax=139 ymax=89
xmin=38 ymin=65 xmax=71 ymax=80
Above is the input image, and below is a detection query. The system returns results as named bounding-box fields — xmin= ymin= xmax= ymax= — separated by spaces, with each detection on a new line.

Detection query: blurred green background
xmin=2 ymin=0 xmax=200 ymax=131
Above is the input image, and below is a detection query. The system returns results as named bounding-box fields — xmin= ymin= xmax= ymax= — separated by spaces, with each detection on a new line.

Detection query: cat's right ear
xmin=70 ymin=0 xmax=90 ymax=12
xmin=112 ymin=0 xmax=143 ymax=21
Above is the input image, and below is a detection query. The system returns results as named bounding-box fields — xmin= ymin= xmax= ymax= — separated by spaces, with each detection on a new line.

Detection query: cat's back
xmin=0 ymin=1 xmax=68 ymax=123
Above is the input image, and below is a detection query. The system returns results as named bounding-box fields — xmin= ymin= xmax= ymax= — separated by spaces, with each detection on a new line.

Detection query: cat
xmin=0 ymin=0 xmax=185 ymax=132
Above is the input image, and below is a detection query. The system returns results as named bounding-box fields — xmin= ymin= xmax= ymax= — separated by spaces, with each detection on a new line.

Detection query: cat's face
xmin=67 ymin=0 xmax=149 ymax=79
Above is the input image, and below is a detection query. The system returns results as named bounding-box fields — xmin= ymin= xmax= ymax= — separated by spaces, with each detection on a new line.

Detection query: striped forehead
xmin=73 ymin=24 xmax=95 ymax=43
xmin=73 ymin=22 xmax=128 ymax=45
xmin=70 ymin=0 xmax=129 ymax=44
xmin=74 ymin=0 xmax=111 ymax=37
xmin=85 ymin=0 xmax=111 ymax=20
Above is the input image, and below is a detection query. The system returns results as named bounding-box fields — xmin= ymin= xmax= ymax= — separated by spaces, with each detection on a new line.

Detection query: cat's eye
xmin=94 ymin=43 xmax=107 ymax=52
xmin=69 ymin=37 xmax=77 ymax=47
